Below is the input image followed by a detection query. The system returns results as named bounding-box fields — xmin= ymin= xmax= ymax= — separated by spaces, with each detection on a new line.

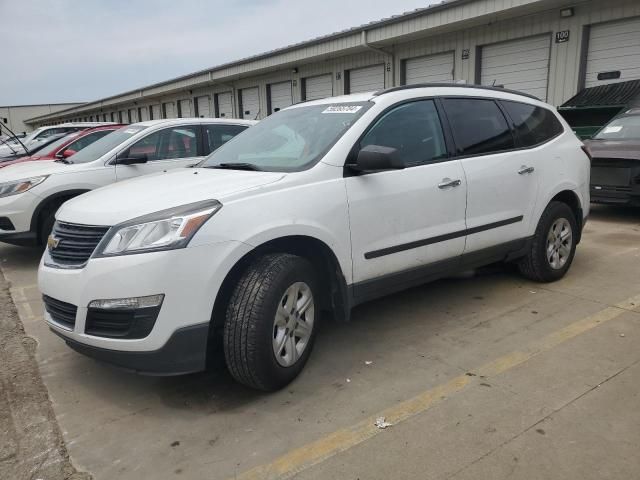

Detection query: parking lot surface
xmin=1 ymin=205 xmax=639 ymax=480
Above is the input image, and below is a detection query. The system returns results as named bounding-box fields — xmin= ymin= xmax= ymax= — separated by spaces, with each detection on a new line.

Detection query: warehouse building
xmin=25 ymin=0 xmax=640 ymax=127
xmin=1 ymin=103 xmax=82 ymax=134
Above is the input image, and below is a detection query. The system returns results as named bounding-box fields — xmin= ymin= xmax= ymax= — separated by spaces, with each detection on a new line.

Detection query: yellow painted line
xmin=231 ymin=298 xmax=637 ymax=480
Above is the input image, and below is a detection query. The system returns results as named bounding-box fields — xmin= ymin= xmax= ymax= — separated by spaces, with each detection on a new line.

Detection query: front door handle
xmin=518 ymin=166 xmax=535 ymax=175
xmin=438 ymin=178 xmax=462 ymax=189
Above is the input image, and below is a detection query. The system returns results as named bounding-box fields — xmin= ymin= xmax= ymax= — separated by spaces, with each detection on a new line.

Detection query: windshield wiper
xmin=54 ymin=158 xmax=74 ymax=164
xmin=208 ymin=162 xmax=262 ymax=171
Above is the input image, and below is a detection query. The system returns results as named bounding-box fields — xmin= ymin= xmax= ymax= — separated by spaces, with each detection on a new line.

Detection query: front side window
xmin=128 ymin=126 xmax=198 ymax=161
xmin=593 ymin=114 xmax=640 ymax=140
xmin=359 ymin=100 xmax=447 ymax=167
xmin=501 ymin=101 xmax=563 ymax=147
xmin=442 ymin=98 xmax=515 ymax=156
xmin=201 ymin=102 xmax=372 ymax=172
xmin=204 ymin=124 xmax=248 ymax=154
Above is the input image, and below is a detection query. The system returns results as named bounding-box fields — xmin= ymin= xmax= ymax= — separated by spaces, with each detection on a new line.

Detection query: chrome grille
xmin=48 ymin=221 xmax=110 ymax=267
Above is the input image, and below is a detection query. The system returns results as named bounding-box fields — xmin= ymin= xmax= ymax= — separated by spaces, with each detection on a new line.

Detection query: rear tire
xmin=518 ymin=201 xmax=577 ymax=282
xmin=223 ymin=253 xmax=318 ymax=391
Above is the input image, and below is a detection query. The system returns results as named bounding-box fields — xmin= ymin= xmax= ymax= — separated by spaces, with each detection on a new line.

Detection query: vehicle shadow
xmin=588 ymin=204 xmax=640 ymax=226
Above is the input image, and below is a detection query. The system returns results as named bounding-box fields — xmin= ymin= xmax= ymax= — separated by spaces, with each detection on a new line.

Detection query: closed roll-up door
xmin=128 ymin=108 xmax=138 ymax=123
xmin=163 ymin=102 xmax=176 ymax=119
xmin=303 ymin=74 xmax=333 ymax=101
xmin=585 ymin=17 xmax=640 ymax=87
xmin=179 ymin=99 xmax=192 ymax=118
xmin=240 ymin=87 xmax=260 ymax=119
xmin=151 ymin=105 xmax=161 ymax=120
xmin=480 ymin=35 xmax=551 ymax=100
xmin=268 ymin=81 xmax=292 ymax=114
xmin=139 ymin=107 xmax=149 ymax=122
xmin=404 ymin=52 xmax=454 ymax=84
xmin=347 ymin=64 xmax=385 ymax=94
xmin=216 ymin=92 xmax=233 ymax=118
xmin=119 ymin=111 xmax=127 ymax=123
xmin=196 ymin=96 xmax=211 ymax=117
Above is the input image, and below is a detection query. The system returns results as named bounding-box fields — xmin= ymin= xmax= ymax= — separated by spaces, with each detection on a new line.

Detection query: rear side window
xmin=442 ymin=98 xmax=515 ymax=156
xmin=501 ymin=101 xmax=563 ymax=147
xmin=360 ymin=100 xmax=447 ymax=167
xmin=204 ymin=124 xmax=248 ymax=154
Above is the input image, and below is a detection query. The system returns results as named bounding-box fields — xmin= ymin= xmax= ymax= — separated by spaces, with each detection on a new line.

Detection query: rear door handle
xmin=518 ymin=166 xmax=535 ymax=175
xmin=438 ymin=178 xmax=462 ymax=189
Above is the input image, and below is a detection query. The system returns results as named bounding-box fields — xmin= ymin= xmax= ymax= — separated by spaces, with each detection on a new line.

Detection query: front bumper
xmin=50 ymin=323 xmax=209 ymax=375
xmin=0 ymin=191 xmax=40 ymax=245
xmin=38 ymin=240 xmax=252 ymax=374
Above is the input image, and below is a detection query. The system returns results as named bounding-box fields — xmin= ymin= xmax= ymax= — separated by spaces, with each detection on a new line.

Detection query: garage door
xmin=139 ymin=107 xmax=149 ymax=122
xmin=129 ymin=109 xmax=138 ymax=123
xmin=196 ymin=96 xmax=211 ymax=117
xmin=216 ymin=92 xmax=233 ymax=118
xmin=480 ymin=35 xmax=551 ymax=100
xmin=303 ymin=74 xmax=333 ymax=101
xmin=404 ymin=52 xmax=454 ymax=84
xmin=347 ymin=64 xmax=385 ymax=94
xmin=163 ymin=102 xmax=176 ymax=119
xmin=151 ymin=104 xmax=161 ymax=120
xmin=240 ymin=87 xmax=260 ymax=119
xmin=179 ymin=99 xmax=192 ymax=118
xmin=268 ymin=81 xmax=292 ymax=114
xmin=585 ymin=17 xmax=640 ymax=87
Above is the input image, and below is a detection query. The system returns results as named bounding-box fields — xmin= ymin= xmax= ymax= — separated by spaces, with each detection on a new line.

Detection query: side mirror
xmin=62 ymin=149 xmax=76 ymax=158
xmin=115 ymin=152 xmax=148 ymax=165
xmin=350 ymin=145 xmax=404 ymax=172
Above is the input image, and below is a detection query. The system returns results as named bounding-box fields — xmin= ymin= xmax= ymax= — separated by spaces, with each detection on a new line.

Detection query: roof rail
xmin=373 ymin=83 xmax=541 ymax=101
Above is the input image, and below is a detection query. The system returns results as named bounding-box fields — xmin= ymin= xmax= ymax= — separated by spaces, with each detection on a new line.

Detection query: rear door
xmin=441 ymin=97 xmax=539 ymax=253
xmin=345 ymin=99 xmax=467 ymax=295
xmin=115 ymin=125 xmax=203 ymax=181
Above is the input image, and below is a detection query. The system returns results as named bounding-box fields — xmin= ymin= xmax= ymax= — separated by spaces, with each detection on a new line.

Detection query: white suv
xmin=38 ymin=85 xmax=590 ymax=391
xmin=0 ymin=118 xmax=255 ymax=246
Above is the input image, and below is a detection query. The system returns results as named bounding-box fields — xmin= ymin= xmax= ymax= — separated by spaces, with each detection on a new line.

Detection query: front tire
xmin=223 ymin=253 xmax=318 ymax=391
xmin=518 ymin=201 xmax=577 ymax=282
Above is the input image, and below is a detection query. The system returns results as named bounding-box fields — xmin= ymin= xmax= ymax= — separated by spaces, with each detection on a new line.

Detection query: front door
xmin=115 ymin=125 xmax=203 ymax=181
xmin=345 ymin=99 xmax=468 ymax=298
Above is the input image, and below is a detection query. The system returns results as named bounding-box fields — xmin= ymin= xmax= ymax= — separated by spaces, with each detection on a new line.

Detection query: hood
xmin=0 ymin=159 xmax=72 ymax=180
xmin=584 ymin=139 xmax=640 ymax=161
xmin=58 ymin=167 xmax=286 ymax=226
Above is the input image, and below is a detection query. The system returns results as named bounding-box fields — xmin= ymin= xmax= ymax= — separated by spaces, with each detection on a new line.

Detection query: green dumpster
xmin=558 ymin=80 xmax=640 ymax=140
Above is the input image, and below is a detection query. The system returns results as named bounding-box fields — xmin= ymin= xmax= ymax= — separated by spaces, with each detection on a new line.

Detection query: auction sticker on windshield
xmin=322 ymin=106 xmax=363 ymax=114
xmin=124 ymin=128 xmax=144 ymax=134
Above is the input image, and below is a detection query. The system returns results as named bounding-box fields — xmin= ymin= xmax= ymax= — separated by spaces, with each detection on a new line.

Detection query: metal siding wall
xmin=27 ymin=0 xmax=640 ymax=124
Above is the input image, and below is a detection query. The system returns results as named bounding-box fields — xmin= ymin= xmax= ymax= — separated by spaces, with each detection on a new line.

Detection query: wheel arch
xmin=549 ymin=189 xmax=584 ymax=243
xmin=208 ymin=235 xmax=351 ymax=355
xmin=30 ymin=189 xmax=91 ymax=240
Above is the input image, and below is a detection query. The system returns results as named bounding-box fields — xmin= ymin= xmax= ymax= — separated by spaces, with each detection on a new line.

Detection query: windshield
xmin=200 ymin=102 xmax=372 ymax=172
xmin=69 ymin=125 xmax=149 ymax=164
xmin=594 ymin=115 xmax=640 ymax=140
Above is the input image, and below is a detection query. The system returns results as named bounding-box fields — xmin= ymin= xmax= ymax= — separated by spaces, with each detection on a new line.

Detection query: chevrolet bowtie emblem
xmin=47 ymin=235 xmax=60 ymax=250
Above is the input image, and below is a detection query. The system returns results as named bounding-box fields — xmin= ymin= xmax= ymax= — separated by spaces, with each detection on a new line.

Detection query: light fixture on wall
xmin=560 ymin=7 xmax=574 ymax=18
xmin=292 ymin=67 xmax=298 ymax=74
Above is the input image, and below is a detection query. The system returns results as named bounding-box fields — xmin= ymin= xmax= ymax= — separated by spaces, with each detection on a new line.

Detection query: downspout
xmin=361 ymin=30 xmax=395 ymax=88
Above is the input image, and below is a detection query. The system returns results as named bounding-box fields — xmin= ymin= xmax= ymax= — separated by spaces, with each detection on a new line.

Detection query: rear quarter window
xmin=501 ymin=101 xmax=563 ymax=147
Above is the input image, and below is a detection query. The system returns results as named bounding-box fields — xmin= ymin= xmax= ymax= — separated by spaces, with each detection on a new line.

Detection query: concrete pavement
xmin=0 ymin=204 xmax=639 ymax=480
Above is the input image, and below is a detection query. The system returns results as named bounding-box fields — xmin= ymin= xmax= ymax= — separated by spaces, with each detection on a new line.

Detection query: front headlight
xmin=0 ymin=176 xmax=48 ymax=198
xmin=95 ymin=200 xmax=222 ymax=257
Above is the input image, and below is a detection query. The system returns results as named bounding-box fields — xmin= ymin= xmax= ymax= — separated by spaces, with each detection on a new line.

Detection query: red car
xmin=0 ymin=125 xmax=123 ymax=168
